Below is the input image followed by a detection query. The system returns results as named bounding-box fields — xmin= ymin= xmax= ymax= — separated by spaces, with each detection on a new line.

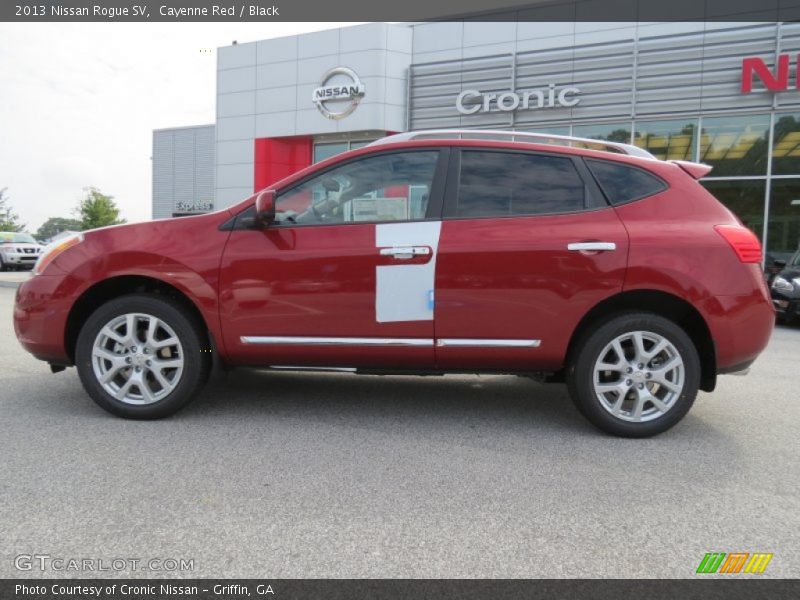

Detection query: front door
xmin=434 ymin=148 xmax=630 ymax=371
xmin=218 ymin=148 xmax=448 ymax=369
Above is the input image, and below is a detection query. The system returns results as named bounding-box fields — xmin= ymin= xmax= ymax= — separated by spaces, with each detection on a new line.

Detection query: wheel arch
xmin=566 ymin=289 xmax=717 ymax=392
xmin=65 ymin=275 xmax=213 ymax=364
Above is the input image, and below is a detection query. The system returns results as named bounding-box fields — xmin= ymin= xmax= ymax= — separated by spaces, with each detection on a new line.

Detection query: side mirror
xmin=774 ymin=259 xmax=787 ymax=268
xmin=255 ymin=190 xmax=276 ymax=226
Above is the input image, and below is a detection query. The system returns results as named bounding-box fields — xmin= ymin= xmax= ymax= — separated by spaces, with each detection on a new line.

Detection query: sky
xmin=0 ymin=22 xmax=362 ymax=233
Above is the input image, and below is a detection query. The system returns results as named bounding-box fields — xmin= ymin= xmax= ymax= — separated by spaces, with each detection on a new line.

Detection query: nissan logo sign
xmin=312 ymin=67 xmax=366 ymax=120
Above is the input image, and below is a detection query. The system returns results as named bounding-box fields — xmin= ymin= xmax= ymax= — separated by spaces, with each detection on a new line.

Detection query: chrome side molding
xmin=268 ymin=365 xmax=357 ymax=372
xmin=436 ymin=338 xmax=541 ymax=348
xmin=241 ymin=336 xmax=433 ymax=346
xmin=242 ymin=336 xmax=541 ymax=348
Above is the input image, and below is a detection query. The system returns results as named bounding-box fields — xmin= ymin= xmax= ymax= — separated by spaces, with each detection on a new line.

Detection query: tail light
xmin=714 ymin=225 xmax=762 ymax=263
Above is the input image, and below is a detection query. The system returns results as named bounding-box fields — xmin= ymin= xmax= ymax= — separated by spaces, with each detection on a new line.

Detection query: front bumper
xmin=772 ymin=297 xmax=800 ymax=319
xmin=14 ymin=275 xmax=72 ymax=364
xmin=2 ymin=252 xmax=38 ymax=267
xmin=772 ymin=293 xmax=799 ymax=320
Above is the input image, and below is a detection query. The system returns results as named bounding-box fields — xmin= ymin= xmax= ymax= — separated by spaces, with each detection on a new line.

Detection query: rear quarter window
xmin=586 ymin=159 xmax=667 ymax=205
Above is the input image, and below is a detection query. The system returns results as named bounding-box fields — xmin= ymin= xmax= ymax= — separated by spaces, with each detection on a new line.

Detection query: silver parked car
xmin=0 ymin=232 xmax=44 ymax=271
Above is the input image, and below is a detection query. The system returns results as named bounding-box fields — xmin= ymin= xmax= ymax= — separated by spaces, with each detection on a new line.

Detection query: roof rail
xmin=368 ymin=129 xmax=656 ymax=160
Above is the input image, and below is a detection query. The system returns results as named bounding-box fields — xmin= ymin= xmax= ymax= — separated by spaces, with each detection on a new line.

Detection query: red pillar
xmin=254 ymin=136 xmax=313 ymax=192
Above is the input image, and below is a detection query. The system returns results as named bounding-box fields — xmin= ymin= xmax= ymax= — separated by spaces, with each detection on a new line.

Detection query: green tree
xmin=606 ymin=128 xmax=633 ymax=143
xmin=0 ymin=188 xmax=25 ymax=232
xmin=35 ymin=217 xmax=83 ymax=241
xmin=75 ymin=187 xmax=126 ymax=230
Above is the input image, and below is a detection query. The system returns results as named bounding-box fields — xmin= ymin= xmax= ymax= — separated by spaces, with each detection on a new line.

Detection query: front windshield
xmin=0 ymin=233 xmax=37 ymax=244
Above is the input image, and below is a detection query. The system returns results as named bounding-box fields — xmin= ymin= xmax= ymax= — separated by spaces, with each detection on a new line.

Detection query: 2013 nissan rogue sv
xmin=13 ymin=131 xmax=775 ymax=437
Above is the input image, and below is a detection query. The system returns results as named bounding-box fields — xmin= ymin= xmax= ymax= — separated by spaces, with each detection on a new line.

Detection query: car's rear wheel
xmin=567 ymin=312 xmax=700 ymax=437
xmin=75 ymin=294 xmax=211 ymax=419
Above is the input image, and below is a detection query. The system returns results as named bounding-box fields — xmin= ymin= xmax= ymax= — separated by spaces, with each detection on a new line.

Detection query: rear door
xmin=434 ymin=148 xmax=629 ymax=370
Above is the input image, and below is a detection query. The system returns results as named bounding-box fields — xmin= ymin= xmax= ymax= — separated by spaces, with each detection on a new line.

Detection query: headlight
xmin=772 ymin=276 xmax=795 ymax=293
xmin=32 ymin=233 xmax=83 ymax=275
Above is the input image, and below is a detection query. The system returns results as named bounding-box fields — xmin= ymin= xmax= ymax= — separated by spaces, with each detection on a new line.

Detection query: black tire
xmin=0 ymin=256 xmax=7 ymax=272
xmin=75 ymin=294 xmax=211 ymax=419
xmin=567 ymin=312 xmax=701 ymax=438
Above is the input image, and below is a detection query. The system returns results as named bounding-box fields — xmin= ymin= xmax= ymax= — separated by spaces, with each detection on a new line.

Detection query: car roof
xmin=369 ymin=129 xmax=655 ymax=160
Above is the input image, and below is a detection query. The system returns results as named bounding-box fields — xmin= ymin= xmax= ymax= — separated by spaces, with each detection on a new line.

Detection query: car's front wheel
xmin=75 ymin=294 xmax=211 ymax=419
xmin=567 ymin=312 xmax=700 ymax=437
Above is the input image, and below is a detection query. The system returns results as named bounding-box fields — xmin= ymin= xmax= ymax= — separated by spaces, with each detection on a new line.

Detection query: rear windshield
xmin=586 ymin=159 xmax=667 ymax=205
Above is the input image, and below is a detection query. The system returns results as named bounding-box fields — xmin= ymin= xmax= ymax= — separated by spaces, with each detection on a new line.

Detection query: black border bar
xmin=3 ymin=579 xmax=800 ymax=600
xmin=4 ymin=0 xmax=800 ymax=22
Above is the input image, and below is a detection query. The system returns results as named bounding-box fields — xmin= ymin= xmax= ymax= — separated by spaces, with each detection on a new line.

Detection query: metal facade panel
xmin=194 ymin=126 xmax=216 ymax=211
xmin=409 ymin=55 xmax=513 ymax=130
xmin=172 ymin=130 xmax=196 ymax=209
xmin=636 ymin=29 xmax=706 ymax=115
xmin=151 ymin=131 xmax=174 ymax=220
xmin=151 ymin=125 xmax=215 ymax=219
xmin=699 ymin=25 xmax=776 ymax=112
xmin=777 ymin=23 xmax=800 ymax=108
xmin=406 ymin=21 xmax=799 ymax=129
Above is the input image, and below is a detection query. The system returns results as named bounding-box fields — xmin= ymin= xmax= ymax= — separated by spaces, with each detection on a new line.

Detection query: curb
xmin=0 ymin=281 xmax=23 ymax=289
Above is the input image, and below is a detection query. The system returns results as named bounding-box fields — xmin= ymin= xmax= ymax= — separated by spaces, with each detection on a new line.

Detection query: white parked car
xmin=0 ymin=232 xmax=44 ymax=271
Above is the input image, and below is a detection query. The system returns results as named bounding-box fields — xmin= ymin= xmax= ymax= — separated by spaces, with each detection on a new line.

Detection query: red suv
xmin=13 ymin=131 xmax=774 ymax=437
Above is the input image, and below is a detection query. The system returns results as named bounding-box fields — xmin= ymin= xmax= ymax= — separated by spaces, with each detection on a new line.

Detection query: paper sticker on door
xmin=375 ymin=221 xmax=441 ymax=323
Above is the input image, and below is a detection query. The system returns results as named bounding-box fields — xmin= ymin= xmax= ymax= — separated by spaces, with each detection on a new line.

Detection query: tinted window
xmin=275 ymin=151 xmax=438 ymax=226
xmin=586 ymin=159 xmax=667 ymax=205
xmin=456 ymin=151 xmax=587 ymax=218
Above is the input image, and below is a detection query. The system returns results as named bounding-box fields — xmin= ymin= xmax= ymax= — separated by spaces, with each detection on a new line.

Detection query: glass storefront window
xmin=766 ymin=179 xmax=800 ymax=264
xmin=771 ymin=113 xmax=800 ymax=175
xmin=701 ymin=180 xmax=766 ymax=242
xmin=572 ymin=122 xmax=632 ymax=143
xmin=313 ymin=142 xmax=349 ymax=163
xmin=314 ymin=140 xmax=377 ymax=163
xmin=517 ymin=125 xmax=571 ymax=136
xmin=699 ymin=115 xmax=770 ymax=176
xmin=633 ymin=119 xmax=697 ymax=161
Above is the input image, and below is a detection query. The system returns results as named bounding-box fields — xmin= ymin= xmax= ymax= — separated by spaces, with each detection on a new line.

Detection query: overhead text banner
xmin=3 ymin=0 xmax=800 ymax=22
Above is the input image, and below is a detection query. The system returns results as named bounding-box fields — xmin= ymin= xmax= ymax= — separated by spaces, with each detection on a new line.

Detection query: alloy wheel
xmin=592 ymin=330 xmax=685 ymax=423
xmin=91 ymin=312 xmax=184 ymax=405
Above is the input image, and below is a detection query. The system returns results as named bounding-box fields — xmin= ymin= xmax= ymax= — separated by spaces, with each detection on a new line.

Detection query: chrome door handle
xmin=379 ymin=246 xmax=431 ymax=259
xmin=567 ymin=242 xmax=616 ymax=252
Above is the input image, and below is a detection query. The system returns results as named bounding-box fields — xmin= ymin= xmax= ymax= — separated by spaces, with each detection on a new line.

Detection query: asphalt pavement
xmin=0 ymin=286 xmax=798 ymax=578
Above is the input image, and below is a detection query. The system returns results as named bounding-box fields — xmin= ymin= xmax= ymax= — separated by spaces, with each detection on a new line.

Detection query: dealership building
xmin=152 ymin=19 xmax=800 ymax=260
